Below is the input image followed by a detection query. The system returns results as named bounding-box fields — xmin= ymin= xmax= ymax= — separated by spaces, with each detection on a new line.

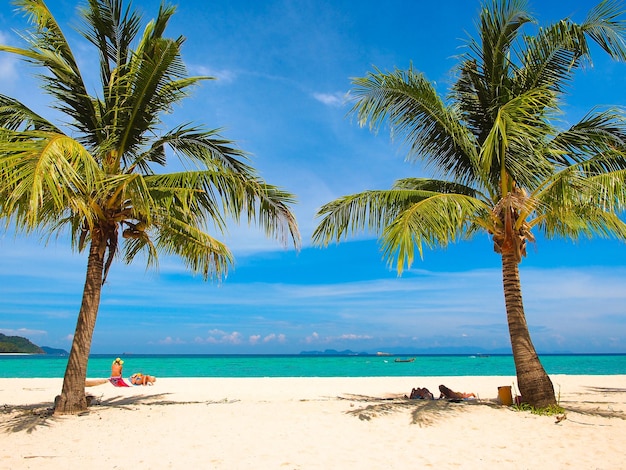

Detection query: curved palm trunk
xmin=501 ymin=251 xmax=556 ymax=408
xmin=54 ymin=235 xmax=107 ymax=415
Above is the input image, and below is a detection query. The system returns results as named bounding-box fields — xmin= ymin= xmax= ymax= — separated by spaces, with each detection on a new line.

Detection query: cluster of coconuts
xmin=122 ymin=221 xmax=146 ymax=239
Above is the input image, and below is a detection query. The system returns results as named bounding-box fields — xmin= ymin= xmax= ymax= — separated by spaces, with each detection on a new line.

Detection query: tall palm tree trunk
xmin=501 ymin=251 xmax=556 ymax=408
xmin=54 ymin=234 xmax=107 ymax=415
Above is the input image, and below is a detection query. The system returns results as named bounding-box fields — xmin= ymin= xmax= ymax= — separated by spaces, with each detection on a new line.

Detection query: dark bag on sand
xmin=409 ymin=387 xmax=434 ymax=400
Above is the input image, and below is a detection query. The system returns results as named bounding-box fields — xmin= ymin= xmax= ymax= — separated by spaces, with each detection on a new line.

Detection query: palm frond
xmin=153 ymin=210 xmax=233 ymax=280
xmin=392 ymin=177 xmax=483 ymax=198
xmin=0 ymin=94 xmax=58 ymax=131
xmin=77 ymin=0 xmax=142 ymax=86
xmin=0 ymin=130 xmax=101 ymax=227
xmin=139 ymin=125 xmax=250 ymax=175
xmin=517 ymin=20 xmax=588 ymax=93
xmin=548 ymin=108 xmax=626 ymax=165
xmin=480 ymin=87 xmax=556 ymax=188
xmin=381 ymin=193 xmax=490 ymax=273
xmin=529 ymin=150 xmax=626 ymax=237
xmin=582 ymin=0 xmax=626 ymax=61
xmin=350 ymin=67 xmax=479 ymax=184
xmin=313 ymin=183 xmax=488 ymax=256
xmin=473 ymin=0 xmax=533 ymax=89
xmin=562 ymin=150 xmax=626 ymax=210
xmin=313 ymin=189 xmax=421 ymax=245
xmin=145 ymin=170 xmax=300 ymax=248
xmin=8 ymin=0 xmax=97 ymax=137
xmin=538 ymin=199 xmax=626 ymax=239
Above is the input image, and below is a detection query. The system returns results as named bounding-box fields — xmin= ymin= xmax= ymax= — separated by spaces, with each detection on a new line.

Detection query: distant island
xmin=0 ymin=333 xmax=68 ymax=355
xmin=300 ymin=349 xmax=368 ymax=356
xmin=41 ymin=346 xmax=69 ymax=356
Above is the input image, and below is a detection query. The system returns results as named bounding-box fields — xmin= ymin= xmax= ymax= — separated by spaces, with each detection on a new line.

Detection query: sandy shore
xmin=1 ymin=375 xmax=625 ymax=469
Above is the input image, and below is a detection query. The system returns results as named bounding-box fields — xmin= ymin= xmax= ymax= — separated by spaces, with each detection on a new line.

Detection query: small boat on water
xmin=394 ymin=357 xmax=415 ymax=363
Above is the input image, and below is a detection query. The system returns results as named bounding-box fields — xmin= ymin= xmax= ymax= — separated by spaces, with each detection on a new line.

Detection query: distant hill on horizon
xmin=299 ymin=346 xmax=531 ymax=356
xmin=0 ymin=333 xmax=68 ymax=355
xmin=0 ymin=333 xmax=44 ymax=353
xmin=41 ymin=346 xmax=69 ymax=356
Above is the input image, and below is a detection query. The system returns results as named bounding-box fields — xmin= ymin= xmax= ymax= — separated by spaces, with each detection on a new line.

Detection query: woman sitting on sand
xmin=130 ymin=373 xmax=156 ymax=386
xmin=109 ymin=357 xmax=131 ymax=387
xmin=111 ymin=357 xmax=124 ymax=377
xmin=439 ymin=384 xmax=476 ymax=400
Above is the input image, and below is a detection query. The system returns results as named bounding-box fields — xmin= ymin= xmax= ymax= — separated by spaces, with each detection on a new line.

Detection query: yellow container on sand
xmin=498 ymin=385 xmax=513 ymax=406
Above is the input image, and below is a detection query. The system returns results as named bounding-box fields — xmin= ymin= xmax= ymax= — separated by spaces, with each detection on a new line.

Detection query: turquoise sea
xmin=0 ymin=354 xmax=624 ymax=378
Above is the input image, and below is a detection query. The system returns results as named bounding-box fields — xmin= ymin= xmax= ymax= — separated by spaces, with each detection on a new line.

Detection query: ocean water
xmin=0 ymin=354 xmax=624 ymax=378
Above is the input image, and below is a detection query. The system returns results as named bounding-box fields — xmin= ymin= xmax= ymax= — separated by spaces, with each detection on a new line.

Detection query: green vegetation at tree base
xmin=513 ymin=403 xmax=566 ymax=416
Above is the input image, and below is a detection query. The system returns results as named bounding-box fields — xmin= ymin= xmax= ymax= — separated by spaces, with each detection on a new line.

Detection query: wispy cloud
xmin=305 ymin=332 xmax=320 ymax=344
xmin=303 ymin=331 xmax=374 ymax=345
xmin=313 ymin=91 xmax=347 ymax=107
xmin=196 ymin=329 xmax=244 ymax=345
xmin=190 ymin=64 xmax=237 ymax=83
xmin=0 ymin=328 xmax=48 ymax=337
xmin=263 ymin=333 xmax=286 ymax=343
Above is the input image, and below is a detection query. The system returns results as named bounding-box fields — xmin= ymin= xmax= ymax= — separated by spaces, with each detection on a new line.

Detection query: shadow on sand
xmin=340 ymin=394 xmax=502 ymax=427
xmin=341 ymin=390 xmax=626 ymax=426
xmin=0 ymin=393 xmax=236 ymax=434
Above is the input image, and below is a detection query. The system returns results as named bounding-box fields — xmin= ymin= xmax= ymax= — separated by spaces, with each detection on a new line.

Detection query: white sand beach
xmin=1 ymin=375 xmax=625 ymax=469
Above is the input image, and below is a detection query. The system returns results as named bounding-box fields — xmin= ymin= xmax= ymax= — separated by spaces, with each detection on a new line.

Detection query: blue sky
xmin=1 ymin=0 xmax=625 ymax=354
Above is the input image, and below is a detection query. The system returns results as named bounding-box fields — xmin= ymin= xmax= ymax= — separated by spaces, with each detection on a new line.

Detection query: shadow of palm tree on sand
xmin=340 ymin=394 xmax=503 ymax=427
xmin=0 ymin=393 xmax=239 ymax=434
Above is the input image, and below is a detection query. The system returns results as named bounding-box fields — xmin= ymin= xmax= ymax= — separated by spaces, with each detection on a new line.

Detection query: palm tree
xmin=313 ymin=0 xmax=626 ymax=408
xmin=0 ymin=0 xmax=300 ymax=414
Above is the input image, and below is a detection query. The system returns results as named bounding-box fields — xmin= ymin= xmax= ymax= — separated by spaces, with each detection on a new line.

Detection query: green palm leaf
xmin=350 ymin=67 xmax=479 ymax=184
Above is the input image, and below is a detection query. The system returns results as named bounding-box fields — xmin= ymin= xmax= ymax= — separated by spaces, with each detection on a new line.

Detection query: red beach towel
xmin=109 ymin=376 xmax=130 ymax=387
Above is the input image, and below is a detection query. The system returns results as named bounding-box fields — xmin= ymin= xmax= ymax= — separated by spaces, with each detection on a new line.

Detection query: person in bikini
xmin=109 ymin=357 xmax=130 ymax=387
xmin=438 ymin=384 xmax=476 ymax=399
xmin=111 ymin=357 xmax=124 ymax=377
xmin=130 ymin=372 xmax=156 ymax=386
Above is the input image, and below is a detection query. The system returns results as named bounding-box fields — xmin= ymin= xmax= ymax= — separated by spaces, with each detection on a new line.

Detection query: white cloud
xmin=305 ymin=332 xmax=320 ymax=343
xmin=313 ymin=91 xmax=347 ymax=107
xmin=198 ymin=329 xmax=244 ymax=344
xmin=260 ymin=333 xmax=287 ymax=344
xmin=249 ymin=334 xmax=261 ymax=344
xmin=262 ymin=333 xmax=276 ymax=343
xmin=191 ymin=64 xmax=236 ymax=83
